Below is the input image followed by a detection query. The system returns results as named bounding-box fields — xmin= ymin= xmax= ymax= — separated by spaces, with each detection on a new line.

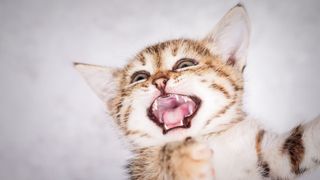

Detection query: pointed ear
xmin=74 ymin=62 xmax=119 ymax=105
xmin=203 ymin=4 xmax=250 ymax=72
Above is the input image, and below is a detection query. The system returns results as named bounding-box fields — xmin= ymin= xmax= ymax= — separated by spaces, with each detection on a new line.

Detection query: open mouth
xmin=147 ymin=94 xmax=201 ymax=134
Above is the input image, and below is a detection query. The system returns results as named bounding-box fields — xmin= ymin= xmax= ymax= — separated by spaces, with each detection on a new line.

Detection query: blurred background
xmin=0 ymin=0 xmax=320 ymax=179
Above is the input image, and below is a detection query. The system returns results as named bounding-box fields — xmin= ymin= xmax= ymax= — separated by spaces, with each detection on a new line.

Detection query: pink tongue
xmin=162 ymin=103 xmax=192 ymax=129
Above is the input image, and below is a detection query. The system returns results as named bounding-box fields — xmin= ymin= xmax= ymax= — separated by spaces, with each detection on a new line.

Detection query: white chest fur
xmin=208 ymin=119 xmax=263 ymax=180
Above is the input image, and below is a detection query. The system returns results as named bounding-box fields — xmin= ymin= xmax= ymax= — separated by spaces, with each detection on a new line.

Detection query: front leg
xmin=128 ymin=137 xmax=214 ymax=180
xmin=256 ymin=116 xmax=320 ymax=179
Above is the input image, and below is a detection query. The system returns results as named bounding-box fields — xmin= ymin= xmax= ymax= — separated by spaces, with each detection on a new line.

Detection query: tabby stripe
xmin=121 ymin=104 xmax=151 ymax=138
xmin=255 ymin=130 xmax=264 ymax=154
xmin=137 ymin=54 xmax=146 ymax=66
xmin=186 ymin=40 xmax=211 ymax=56
xmin=282 ymin=125 xmax=305 ymax=175
xmin=123 ymin=105 xmax=131 ymax=124
xmin=172 ymin=45 xmax=178 ymax=56
xmin=116 ymin=114 xmax=121 ymax=122
xmin=119 ymin=105 xmax=132 ymax=130
xmin=255 ymin=130 xmax=270 ymax=178
xmin=213 ymin=65 xmax=243 ymax=92
xmin=115 ymin=102 xmax=123 ymax=115
xmin=125 ymin=130 xmax=151 ymax=138
xmin=210 ymin=83 xmax=231 ymax=99
xmin=197 ymin=63 xmax=243 ymax=92
xmin=154 ymin=49 xmax=161 ymax=69
xmin=204 ymin=97 xmax=237 ymax=127
xmin=312 ymin=158 xmax=320 ymax=165
xmin=145 ymin=45 xmax=161 ymax=69
xmin=204 ymin=116 xmax=243 ymax=138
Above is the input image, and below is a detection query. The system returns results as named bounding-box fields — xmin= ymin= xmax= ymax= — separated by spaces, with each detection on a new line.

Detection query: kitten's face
xmin=75 ymin=4 xmax=250 ymax=147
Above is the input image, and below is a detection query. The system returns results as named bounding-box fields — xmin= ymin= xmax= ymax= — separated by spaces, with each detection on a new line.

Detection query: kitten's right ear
xmin=74 ymin=62 xmax=119 ymax=105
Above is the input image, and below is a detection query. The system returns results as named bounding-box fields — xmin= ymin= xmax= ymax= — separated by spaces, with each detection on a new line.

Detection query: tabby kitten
xmin=75 ymin=4 xmax=320 ymax=180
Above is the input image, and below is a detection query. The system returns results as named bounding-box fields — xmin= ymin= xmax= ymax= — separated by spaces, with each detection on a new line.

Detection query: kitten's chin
xmin=147 ymin=93 xmax=201 ymax=134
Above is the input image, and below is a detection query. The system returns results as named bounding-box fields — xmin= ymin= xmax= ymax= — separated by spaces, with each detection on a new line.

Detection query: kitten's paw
xmin=185 ymin=137 xmax=213 ymax=161
xmin=166 ymin=137 xmax=214 ymax=180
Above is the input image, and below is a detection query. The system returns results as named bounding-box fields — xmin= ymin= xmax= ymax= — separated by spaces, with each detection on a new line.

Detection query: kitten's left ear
xmin=203 ymin=4 xmax=250 ymax=72
xmin=74 ymin=62 xmax=120 ymax=109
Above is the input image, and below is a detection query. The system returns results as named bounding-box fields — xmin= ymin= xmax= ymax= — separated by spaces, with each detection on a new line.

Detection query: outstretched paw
xmin=166 ymin=137 xmax=214 ymax=180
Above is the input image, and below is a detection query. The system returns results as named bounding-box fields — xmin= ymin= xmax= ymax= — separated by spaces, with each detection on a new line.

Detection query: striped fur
xmin=75 ymin=4 xmax=320 ymax=179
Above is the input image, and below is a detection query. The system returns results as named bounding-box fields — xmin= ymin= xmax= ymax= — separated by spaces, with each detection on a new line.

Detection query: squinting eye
xmin=131 ymin=70 xmax=150 ymax=83
xmin=173 ymin=58 xmax=198 ymax=70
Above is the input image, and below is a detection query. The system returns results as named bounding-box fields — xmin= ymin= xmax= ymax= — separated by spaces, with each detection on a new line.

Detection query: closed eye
xmin=173 ymin=58 xmax=198 ymax=71
xmin=130 ymin=70 xmax=150 ymax=84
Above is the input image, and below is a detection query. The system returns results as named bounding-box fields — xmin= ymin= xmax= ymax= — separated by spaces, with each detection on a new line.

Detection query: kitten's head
xmin=75 ymin=4 xmax=250 ymax=147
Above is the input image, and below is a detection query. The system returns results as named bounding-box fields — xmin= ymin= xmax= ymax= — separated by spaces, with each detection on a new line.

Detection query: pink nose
xmin=153 ymin=77 xmax=168 ymax=92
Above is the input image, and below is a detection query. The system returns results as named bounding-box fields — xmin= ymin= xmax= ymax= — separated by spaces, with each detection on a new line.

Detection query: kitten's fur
xmin=75 ymin=4 xmax=320 ymax=180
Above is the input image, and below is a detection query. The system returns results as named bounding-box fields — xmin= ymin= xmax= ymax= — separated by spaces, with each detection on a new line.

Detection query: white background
xmin=0 ymin=0 xmax=320 ymax=179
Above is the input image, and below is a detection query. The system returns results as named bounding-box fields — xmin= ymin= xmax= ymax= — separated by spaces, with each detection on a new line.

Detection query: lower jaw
xmin=163 ymin=125 xmax=189 ymax=134
xmin=162 ymin=119 xmax=191 ymax=134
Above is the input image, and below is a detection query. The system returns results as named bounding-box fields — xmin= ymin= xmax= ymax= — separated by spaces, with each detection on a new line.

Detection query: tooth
xmin=160 ymin=114 xmax=164 ymax=123
xmin=183 ymin=96 xmax=187 ymax=103
xmin=154 ymin=100 xmax=158 ymax=109
xmin=188 ymin=105 xmax=193 ymax=115
xmin=179 ymin=120 xmax=184 ymax=126
xmin=164 ymin=124 xmax=169 ymax=130
xmin=153 ymin=104 xmax=157 ymax=111
xmin=175 ymin=94 xmax=179 ymax=101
